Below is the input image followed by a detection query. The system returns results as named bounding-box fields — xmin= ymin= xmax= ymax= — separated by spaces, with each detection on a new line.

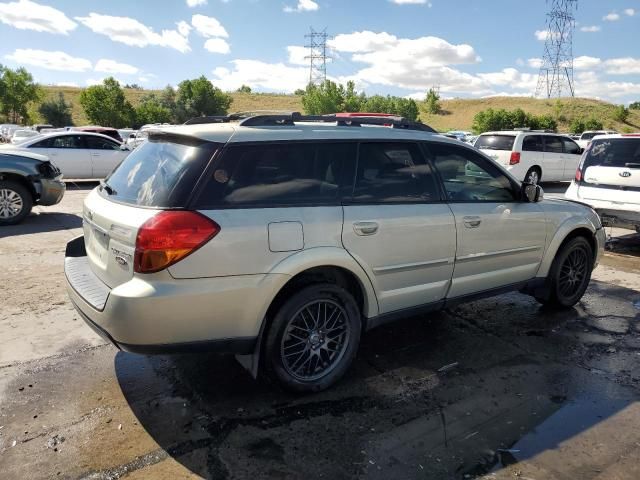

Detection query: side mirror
xmin=522 ymin=183 xmax=544 ymax=202
xmin=120 ymin=144 xmax=130 ymax=151
xmin=129 ymin=133 xmax=136 ymax=139
xmin=578 ymin=147 xmax=584 ymax=155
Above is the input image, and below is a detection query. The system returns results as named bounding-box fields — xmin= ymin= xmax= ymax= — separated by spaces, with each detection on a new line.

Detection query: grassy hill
xmin=41 ymin=85 xmax=639 ymax=133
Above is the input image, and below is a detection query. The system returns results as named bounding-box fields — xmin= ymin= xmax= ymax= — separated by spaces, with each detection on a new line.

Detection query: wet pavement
xmin=2 ymin=183 xmax=640 ymax=479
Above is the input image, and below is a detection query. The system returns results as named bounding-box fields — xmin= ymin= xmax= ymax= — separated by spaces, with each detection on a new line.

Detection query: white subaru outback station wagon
xmin=65 ymin=113 xmax=605 ymax=392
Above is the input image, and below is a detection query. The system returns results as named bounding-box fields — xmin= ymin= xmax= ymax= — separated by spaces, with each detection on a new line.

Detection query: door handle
xmin=353 ymin=221 xmax=379 ymax=236
xmin=463 ymin=216 xmax=482 ymax=228
xmin=91 ymin=153 xmax=100 ymax=157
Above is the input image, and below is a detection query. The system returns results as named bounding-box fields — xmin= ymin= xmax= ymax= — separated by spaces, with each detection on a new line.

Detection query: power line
xmin=304 ymin=27 xmax=330 ymax=85
xmin=535 ymin=0 xmax=578 ymax=98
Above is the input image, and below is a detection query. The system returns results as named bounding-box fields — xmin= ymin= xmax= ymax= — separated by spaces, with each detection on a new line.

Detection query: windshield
xmin=583 ymin=138 xmax=640 ymax=169
xmin=580 ymin=132 xmax=606 ymax=141
xmin=102 ymin=136 xmax=218 ymax=207
xmin=474 ymin=135 xmax=516 ymax=151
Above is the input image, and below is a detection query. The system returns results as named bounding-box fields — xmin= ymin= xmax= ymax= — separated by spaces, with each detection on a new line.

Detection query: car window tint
xmin=562 ymin=137 xmax=581 ymax=155
xmin=86 ymin=136 xmax=120 ymax=150
xmin=196 ymin=142 xmax=356 ymax=207
xmin=351 ymin=142 xmax=439 ymax=203
xmin=428 ymin=143 xmax=517 ymax=202
xmin=474 ymin=135 xmax=516 ymax=151
xmin=544 ymin=136 xmax=563 ymax=154
xmin=584 ymin=139 xmax=640 ymax=168
xmin=522 ymin=135 xmax=543 ymax=152
xmin=31 ymin=138 xmax=51 ymax=148
xmin=50 ymin=135 xmax=85 ymax=149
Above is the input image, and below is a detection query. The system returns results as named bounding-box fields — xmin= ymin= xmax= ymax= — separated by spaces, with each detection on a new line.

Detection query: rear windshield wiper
xmin=100 ymin=180 xmax=117 ymax=195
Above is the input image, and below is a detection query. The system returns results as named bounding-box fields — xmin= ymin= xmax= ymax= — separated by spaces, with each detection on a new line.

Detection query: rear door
xmin=561 ymin=136 xmax=582 ymax=180
xmin=427 ymin=142 xmax=546 ymax=298
xmin=37 ymin=134 xmax=92 ymax=178
xmin=542 ymin=135 xmax=564 ymax=181
xmin=85 ymin=134 xmax=129 ymax=178
xmin=341 ymin=142 xmax=456 ymax=314
xmin=577 ymin=137 xmax=640 ymax=205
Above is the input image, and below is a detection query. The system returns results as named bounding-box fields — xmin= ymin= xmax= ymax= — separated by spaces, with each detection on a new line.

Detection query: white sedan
xmin=2 ymin=131 xmax=131 ymax=179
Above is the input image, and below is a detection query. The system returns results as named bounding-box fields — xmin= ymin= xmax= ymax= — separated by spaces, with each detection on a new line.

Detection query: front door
xmin=36 ymin=134 xmax=92 ymax=178
xmin=542 ymin=135 xmax=565 ymax=181
xmin=426 ymin=141 xmax=547 ymax=298
xmin=341 ymin=142 xmax=456 ymax=314
xmin=561 ymin=136 xmax=583 ymax=180
xmin=84 ymin=135 xmax=129 ymax=178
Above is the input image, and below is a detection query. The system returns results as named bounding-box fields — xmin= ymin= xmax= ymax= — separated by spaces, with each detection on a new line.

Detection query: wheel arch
xmin=537 ymin=219 xmax=598 ymax=278
xmin=0 ymin=172 xmax=37 ymax=202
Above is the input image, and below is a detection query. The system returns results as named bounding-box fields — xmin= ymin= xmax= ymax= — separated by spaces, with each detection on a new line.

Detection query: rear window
xmin=101 ymin=136 xmax=218 ymax=207
xmin=581 ymin=131 xmax=606 ymax=141
xmin=474 ymin=135 xmax=516 ymax=151
xmin=583 ymin=138 xmax=640 ymax=169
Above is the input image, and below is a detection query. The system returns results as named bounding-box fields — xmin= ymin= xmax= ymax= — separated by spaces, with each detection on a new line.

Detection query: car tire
xmin=263 ymin=284 xmax=361 ymax=393
xmin=525 ymin=167 xmax=541 ymax=185
xmin=537 ymin=236 xmax=593 ymax=309
xmin=0 ymin=180 xmax=32 ymax=226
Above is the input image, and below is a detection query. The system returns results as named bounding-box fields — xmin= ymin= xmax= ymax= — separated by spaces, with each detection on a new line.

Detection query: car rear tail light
xmin=509 ymin=152 xmax=521 ymax=165
xmin=575 ymin=169 xmax=582 ymax=182
xmin=134 ymin=211 xmax=220 ymax=274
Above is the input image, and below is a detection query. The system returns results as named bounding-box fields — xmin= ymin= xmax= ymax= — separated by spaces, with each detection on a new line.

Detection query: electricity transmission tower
xmin=304 ymin=28 xmax=329 ymax=85
xmin=535 ymin=0 xmax=578 ymax=98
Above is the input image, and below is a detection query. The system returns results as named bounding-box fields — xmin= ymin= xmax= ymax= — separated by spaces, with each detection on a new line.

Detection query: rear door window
xmin=522 ymin=135 xmax=543 ymax=152
xmin=195 ymin=142 xmax=356 ymax=207
xmin=475 ymin=135 xmax=516 ymax=151
xmin=543 ymin=136 xmax=563 ymax=154
xmin=102 ymin=136 xmax=218 ymax=207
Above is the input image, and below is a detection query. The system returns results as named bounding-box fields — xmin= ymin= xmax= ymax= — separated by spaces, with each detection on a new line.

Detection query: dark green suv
xmin=0 ymin=149 xmax=65 ymax=225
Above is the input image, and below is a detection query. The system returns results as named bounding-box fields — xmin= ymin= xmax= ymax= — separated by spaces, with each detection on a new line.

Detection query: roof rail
xmin=183 ymin=114 xmax=242 ymax=125
xmin=238 ymin=112 xmax=436 ymax=132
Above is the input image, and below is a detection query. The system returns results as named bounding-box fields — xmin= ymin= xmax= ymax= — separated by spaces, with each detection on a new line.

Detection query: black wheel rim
xmin=281 ymin=299 xmax=350 ymax=382
xmin=528 ymin=170 xmax=539 ymax=185
xmin=558 ymin=246 xmax=589 ymax=300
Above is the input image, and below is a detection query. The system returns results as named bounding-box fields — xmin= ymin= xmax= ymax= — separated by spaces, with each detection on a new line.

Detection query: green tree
xmin=585 ymin=118 xmax=604 ymax=130
xmin=135 ymin=93 xmax=172 ymax=125
xmin=301 ymin=80 xmax=345 ymax=115
xmin=174 ymin=76 xmax=232 ymax=123
xmin=38 ymin=92 xmax=73 ymax=127
xmin=425 ymin=88 xmax=441 ymax=114
xmin=630 ymin=101 xmax=640 ymax=110
xmin=613 ymin=105 xmax=630 ymax=123
xmin=0 ymin=65 xmax=43 ymax=123
xmin=79 ymin=77 xmax=135 ymax=128
xmin=569 ymin=118 xmax=586 ymax=134
xmin=472 ymin=108 xmax=557 ymax=133
xmin=343 ymin=81 xmax=364 ymax=112
xmin=236 ymin=84 xmax=252 ymax=93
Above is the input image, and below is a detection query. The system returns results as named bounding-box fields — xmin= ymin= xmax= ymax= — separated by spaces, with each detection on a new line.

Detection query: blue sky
xmin=0 ymin=0 xmax=639 ymax=103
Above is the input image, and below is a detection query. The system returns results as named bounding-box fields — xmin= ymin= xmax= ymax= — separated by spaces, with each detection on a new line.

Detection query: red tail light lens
xmin=134 ymin=211 xmax=220 ymax=274
xmin=509 ymin=152 xmax=521 ymax=165
xmin=575 ymin=169 xmax=582 ymax=182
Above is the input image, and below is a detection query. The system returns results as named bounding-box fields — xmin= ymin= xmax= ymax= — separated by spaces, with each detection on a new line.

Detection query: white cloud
xmin=573 ymin=55 xmax=602 ymax=70
xmin=94 ymin=59 xmax=139 ymax=74
xmin=580 ymin=25 xmax=601 ymax=32
xmin=186 ymin=0 xmax=207 ymax=6
xmin=177 ymin=20 xmax=191 ymax=37
xmin=535 ymin=30 xmax=548 ymax=41
xmin=603 ymin=12 xmax=620 ymax=21
xmin=204 ymin=38 xmax=230 ymax=54
xmin=55 ymin=82 xmax=79 ymax=87
xmin=5 ymin=48 xmax=91 ymax=71
xmin=0 ymin=0 xmax=76 ymax=34
xmin=191 ymin=14 xmax=228 ymax=37
xmin=287 ymin=45 xmax=308 ymax=66
xmin=527 ymin=58 xmax=543 ymax=69
xmin=624 ymin=8 xmax=635 ymax=16
xmin=284 ymin=0 xmax=319 ymax=13
xmin=212 ymin=60 xmax=308 ymax=92
xmin=330 ymin=31 xmax=397 ymax=53
xmin=477 ymin=68 xmax=538 ymax=91
xmin=390 ymin=0 xmax=432 ymax=5
xmin=75 ymin=13 xmax=190 ymax=53
xmin=603 ymin=57 xmax=640 ymax=75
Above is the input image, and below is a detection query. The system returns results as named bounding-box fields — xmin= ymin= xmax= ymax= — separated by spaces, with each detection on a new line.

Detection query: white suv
xmin=64 ymin=113 xmax=605 ymax=392
xmin=566 ymin=134 xmax=640 ymax=231
xmin=576 ymin=130 xmax=617 ymax=150
xmin=475 ymin=130 xmax=583 ymax=184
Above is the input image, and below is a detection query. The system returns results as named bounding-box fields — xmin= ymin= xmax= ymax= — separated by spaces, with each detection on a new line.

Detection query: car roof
xmin=0 ymin=148 xmax=49 ymax=162
xmin=150 ymin=121 xmax=450 ymax=144
xmin=480 ymin=130 xmax=565 ymax=137
xmin=590 ymin=133 xmax=640 ymax=140
xmin=19 ymin=130 xmax=122 ymax=145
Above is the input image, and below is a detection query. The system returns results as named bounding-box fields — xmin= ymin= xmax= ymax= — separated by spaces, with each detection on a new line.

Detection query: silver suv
xmin=65 ymin=113 xmax=605 ymax=392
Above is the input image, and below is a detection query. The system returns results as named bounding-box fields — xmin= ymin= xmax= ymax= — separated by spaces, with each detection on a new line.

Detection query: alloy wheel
xmin=0 ymin=189 xmax=23 ymax=219
xmin=558 ymin=246 xmax=589 ymax=299
xmin=280 ymin=299 xmax=351 ymax=382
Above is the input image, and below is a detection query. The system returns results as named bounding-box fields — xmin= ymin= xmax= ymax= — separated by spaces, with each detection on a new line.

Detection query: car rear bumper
xmin=37 ymin=176 xmax=65 ymax=206
xmin=64 ymin=235 xmax=283 ymax=355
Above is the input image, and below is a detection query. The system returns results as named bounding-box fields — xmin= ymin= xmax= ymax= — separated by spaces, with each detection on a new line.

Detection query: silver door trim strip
xmin=373 ymin=257 xmax=454 ymax=275
xmin=456 ymin=245 xmax=542 ymax=262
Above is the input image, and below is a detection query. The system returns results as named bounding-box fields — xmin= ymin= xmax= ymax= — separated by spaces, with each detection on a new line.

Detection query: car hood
xmin=0 ymin=148 xmax=49 ymax=162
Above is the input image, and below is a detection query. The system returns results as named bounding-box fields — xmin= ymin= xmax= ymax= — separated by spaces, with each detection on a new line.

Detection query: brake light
xmin=575 ymin=169 xmax=582 ymax=182
xmin=509 ymin=152 xmax=521 ymax=165
xmin=134 ymin=211 xmax=220 ymax=274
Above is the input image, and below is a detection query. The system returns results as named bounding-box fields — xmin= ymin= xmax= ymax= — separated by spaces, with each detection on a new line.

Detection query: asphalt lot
xmin=2 ymin=182 xmax=640 ymax=479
